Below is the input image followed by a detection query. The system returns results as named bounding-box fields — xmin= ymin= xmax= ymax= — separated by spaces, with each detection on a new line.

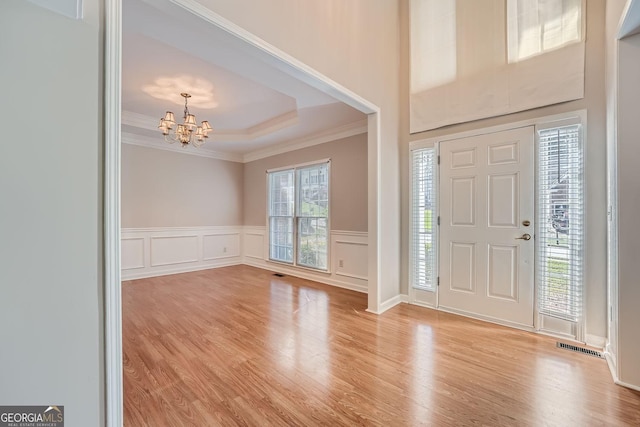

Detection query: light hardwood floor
xmin=123 ymin=265 xmax=640 ymax=426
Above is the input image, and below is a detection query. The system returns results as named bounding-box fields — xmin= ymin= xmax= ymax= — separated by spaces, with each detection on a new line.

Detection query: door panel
xmin=439 ymin=127 xmax=535 ymax=327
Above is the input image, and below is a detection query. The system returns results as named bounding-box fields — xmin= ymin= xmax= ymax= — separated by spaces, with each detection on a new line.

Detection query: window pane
xmin=268 ymin=162 xmax=330 ymax=271
xmin=411 ymin=148 xmax=437 ymax=291
xmin=537 ymin=124 xmax=583 ymax=321
xmin=507 ymin=0 xmax=583 ymax=63
xmin=269 ymin=217 xmax=293 ymax=263
xmin=297 ymin=217 xmax=328 ymax=270
xmin=297 ymin=164 xmax=328 ymax=218
xmin=269 ymin=170 xmax=294 ymax=216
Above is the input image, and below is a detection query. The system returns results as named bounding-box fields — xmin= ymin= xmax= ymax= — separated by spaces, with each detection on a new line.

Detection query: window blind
xmin=411 ymin=148 xmax=437 ymax=291
xmin=537 ymin=124 xmax=583 ymax=321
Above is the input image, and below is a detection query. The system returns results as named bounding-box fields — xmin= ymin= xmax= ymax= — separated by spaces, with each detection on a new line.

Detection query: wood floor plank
xmin=123 ymin=265 xmax=640 ymax=426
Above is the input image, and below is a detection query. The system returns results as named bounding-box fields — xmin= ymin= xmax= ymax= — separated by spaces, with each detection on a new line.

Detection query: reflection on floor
xmin=123 ymin=265 xmax=640 ymax=426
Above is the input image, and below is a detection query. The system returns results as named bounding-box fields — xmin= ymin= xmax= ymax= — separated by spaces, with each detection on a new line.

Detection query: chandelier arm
xmin=159 ymin=93 xmax=209 ymax=148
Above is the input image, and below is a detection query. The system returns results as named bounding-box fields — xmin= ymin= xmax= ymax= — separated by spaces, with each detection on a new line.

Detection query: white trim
xmin=122 ymin=115 xmax=366 ymax=164
xmin=585 ymin=334 xmax=607 ymax=349
xmin=332 ymin=230 xmax=368 ymax=237
xmin=266 ymin=160 xmax=332 ymax=272
xmin=243 ymin=257 xmax=367 ymax=293
xmin=123 ymin=109 xmax=300 ymax=142
xmin=243 ymin=120 xmax=368 ymax=163
xmin=104 ymin=0 xmax=122 ymax=425
xmin=122 ymin=225 xmax=240 ymax=234
xmin=368 ymin=294 xmax=408 ymax=315
xmin=335 ymin=271 xmax=368 ymax=281
xmin=408 ymin=298 xmax=437 ymax=310
xmin=438 ymin=305 xmax=537 ymax=333
xmin=122 ymin=259 xmax=240 ymax=281
xmin=605 ymin=357 xmax=640 ymax=392
xmin=266 ymin=158 xmax=331 ymax=173
xmin=241 ymin=226 xmax=368 ymax=292
xmin=619 ymin=0 xmax=640 ymax=39
xmin=122 ymin=132 xmax=244 ymax=163
xmin=168 ymin=0 xmax=378 ymax=115
xmin=410 ymin=110 xmax=588 ymax=149
xmin=122 ymin=226 xmax=242 ymax=280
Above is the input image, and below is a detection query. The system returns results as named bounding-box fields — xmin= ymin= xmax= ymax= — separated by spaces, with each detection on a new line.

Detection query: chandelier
xmin=158 ymin=93 xmax=213 ymax=147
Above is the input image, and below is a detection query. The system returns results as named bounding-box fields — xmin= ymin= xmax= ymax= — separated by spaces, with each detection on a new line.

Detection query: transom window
xmin=268 ymin=161 xmax=330 ymax=271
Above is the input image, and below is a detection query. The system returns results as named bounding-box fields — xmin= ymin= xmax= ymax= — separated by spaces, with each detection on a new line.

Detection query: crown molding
xmin=242 ymin=119 xmax=368 ymax=163
xmin=122 ymin=109 xmax=299 ymax=142
xmin=121 ymin=132 xmax=244 ymax=163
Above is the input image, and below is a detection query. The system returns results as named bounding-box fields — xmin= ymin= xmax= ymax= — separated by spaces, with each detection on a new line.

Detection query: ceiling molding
xmin=242 ymin=119 xmax=368 ymax=163
xmin=122 ymin=109 xmax=299 ymax=142
xmin=208 ymin=110 xmax=299 ymax=142
xmin=619 ymin=0 xmax=640 ymax=38
xmin=121 ymin=132 xmax=244 ymax=163
xmin=162 ymin=0 xmax=379 ymax=114
xmin=122 ymin=110 xmax=157 ymax=130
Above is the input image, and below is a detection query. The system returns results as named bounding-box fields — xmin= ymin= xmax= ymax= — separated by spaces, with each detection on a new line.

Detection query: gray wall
xmin=0 ymin=1 xmax=104 ymax=425
xmin=400 ymin=0 xmax=608 ymax=339
xmin=244 ymin=133 xmax=368 ymax=232
xmin=121 ymin=144 xmax=244 ymax=228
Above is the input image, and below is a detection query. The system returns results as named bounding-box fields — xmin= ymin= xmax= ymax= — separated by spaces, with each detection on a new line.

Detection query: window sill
xmin=267 ymin=259 xmax=331 ymax=276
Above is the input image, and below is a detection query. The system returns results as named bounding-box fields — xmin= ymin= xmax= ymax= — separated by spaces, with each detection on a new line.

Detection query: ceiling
xmin=122 ymin=0 xmax=367 ymax=160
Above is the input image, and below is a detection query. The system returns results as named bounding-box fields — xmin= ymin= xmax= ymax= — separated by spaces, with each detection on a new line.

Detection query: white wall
xmin=0 ymin=1 xmax=103 ymax=425
xmin=400 ymin=0 xmax=609 ymax=340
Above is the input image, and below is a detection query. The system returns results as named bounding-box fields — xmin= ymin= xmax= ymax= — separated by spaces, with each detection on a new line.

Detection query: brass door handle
xmin=515 ymin=233 xmax=532 ymax=241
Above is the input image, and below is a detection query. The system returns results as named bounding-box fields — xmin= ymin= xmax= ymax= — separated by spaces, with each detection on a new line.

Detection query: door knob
xmin=515 ymin=233 xmax=532 ymax=241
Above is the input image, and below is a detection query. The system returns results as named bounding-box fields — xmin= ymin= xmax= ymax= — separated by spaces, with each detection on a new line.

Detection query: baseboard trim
xmin=603 ymin=344 xmax=640 ymax=392
xmin=122 ymin=259 xmax=241 ymax=281
xmin=367 ymin=294 xmax=408 ymax=315
xmin=614 ymin=378 xmax=640 ymax=392
xmin=585 ymin=334 xmax=606 ymax=349
xmin=243 ymin=258 xmax=367 ymax=293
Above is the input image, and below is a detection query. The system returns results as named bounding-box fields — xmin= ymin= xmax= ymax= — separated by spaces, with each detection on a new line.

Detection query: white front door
xmin=439 ymin=127 xmax=535 ymax=327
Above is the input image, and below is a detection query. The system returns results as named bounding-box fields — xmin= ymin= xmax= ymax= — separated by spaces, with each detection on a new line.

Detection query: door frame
xmin=104 ymin=1 xmax=383 ymax=425
xmin=409 ymin=110 xmax=588 ymax=335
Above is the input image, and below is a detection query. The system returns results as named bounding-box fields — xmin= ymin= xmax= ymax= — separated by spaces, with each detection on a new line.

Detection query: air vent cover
xmin=556 ymin=342 xmax=604 ymax=359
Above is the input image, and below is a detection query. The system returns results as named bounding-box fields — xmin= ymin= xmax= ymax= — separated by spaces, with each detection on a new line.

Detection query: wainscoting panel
xmin=333 ymin=233 xmax=368 ymax=281
xmin=122 ymin=226 xmax=368 ymax=291
xmin=151 ymin=235 xmax=199 ymax=267
xmin=121 ymin=237 xmax=145 ymax=270
xmin=244 ymin=228 xmax=266 ymax=260
xmin=203 ymin=233 xmax=240 ymax=261
xmin=121 ymin=227 xmax=242 ymax=280
xmin=242 ymin=227 xmax=368 ymax=293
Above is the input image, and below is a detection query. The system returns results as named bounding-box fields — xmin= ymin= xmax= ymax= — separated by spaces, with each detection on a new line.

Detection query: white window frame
xmin=535 ymin=115 xmax=586 ymax=341
xmin=409 ymin=140 xmax=439 ymax=308
xmin=267 ymin=159 xmax=331 ymax=273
